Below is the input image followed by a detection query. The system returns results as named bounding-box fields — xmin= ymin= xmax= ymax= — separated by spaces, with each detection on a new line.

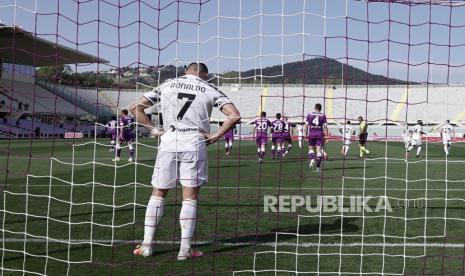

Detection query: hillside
xmin=40 ymin=58 xmax=411 ymax=88
xmin=221 ymin=58 xmax=411 ymax=85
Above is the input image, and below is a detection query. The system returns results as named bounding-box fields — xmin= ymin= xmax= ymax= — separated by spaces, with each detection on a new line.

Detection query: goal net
xmin=1 ymin=0 xmax=465 ymax=275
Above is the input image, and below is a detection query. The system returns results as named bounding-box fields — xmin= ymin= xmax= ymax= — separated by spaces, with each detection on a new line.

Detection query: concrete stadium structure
xmin=93 ymin=84 xmax=465 ymax=126
xmin=5 ymin=78 xmax=463 ymax=138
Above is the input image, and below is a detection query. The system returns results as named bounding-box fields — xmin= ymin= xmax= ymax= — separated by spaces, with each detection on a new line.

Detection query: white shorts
xmin=443 ymin=138 xmax=451 ymax=145
xmin=343 ymin=139 xmax=352 ymax=146
xmin=151 ymin=149 xmax=208 ymax=189
xmin=411 ymin=139 xmax=421 ymax=146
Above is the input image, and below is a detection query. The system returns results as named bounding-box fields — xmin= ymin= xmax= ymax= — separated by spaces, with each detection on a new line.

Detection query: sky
xmin=1 ymin=0 xmax=465 ymax=83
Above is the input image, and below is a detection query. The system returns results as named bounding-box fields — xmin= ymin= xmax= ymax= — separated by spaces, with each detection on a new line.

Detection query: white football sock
xmin=142 ymin=196 xmax=164 ymax=246
xmin=179 ymin=199 xmax=197 ymax=253
xmin=344 ymin=145 xmax=349 ymax=155
xmin=416 ymin=146 xmax=422 ymax=156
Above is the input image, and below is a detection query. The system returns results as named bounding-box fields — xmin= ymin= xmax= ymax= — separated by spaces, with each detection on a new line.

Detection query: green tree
xmin=36 ymin=65 xmax=63 ymax=78
xmin=36 ymin=65 xmax=73 ymax=79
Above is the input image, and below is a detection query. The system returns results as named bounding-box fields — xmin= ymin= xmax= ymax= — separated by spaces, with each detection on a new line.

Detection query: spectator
xmin=0 ymin=100 xmax=5 ymax=108
xmin=12 ymin=99 xmax=18 ymax=111
xmin=24 ymin=103 xmax=29 ymax=111
xmin=34 ymin=127 xmax=41 ymax=138
xmin=18 ymin=101 xmax=23 ymax=111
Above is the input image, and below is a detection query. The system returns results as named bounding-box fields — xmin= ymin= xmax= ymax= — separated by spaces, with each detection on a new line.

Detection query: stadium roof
xmin=0 ymin=25 xmax=108 ymax=66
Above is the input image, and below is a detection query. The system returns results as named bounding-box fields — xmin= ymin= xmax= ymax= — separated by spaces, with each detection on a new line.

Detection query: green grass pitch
xmin=1 ymin=138 xmax=465 ymax=275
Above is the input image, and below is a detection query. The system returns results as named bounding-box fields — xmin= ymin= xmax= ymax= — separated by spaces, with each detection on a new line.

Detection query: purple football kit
xmin=283 ymin=121 xmax=295 ymax=143
xmin=254 ymin=118 xmax=271 ymax=146
xmin=119 ymin=115 xmax=134 ymax=143
xmin=306 ymin=111 xmax=327 ymax=169
xmin=271 ymin=119 xmax=284 ymax=144
xmin=107 ymin=120 xmax=118 ymax=141
xmin=306 ymin=112 xmax=327 ymax=147
xmin=115 ymin=114 xmax=135 ymax=161
xmin=224 ymin=125 xmax=236 ymax=155
xmin=224 ymin=127 xmax=234 ymax=142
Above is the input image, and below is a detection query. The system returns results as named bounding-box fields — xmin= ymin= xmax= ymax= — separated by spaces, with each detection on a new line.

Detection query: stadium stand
xmin=3 ymin=76 xmax=462 ymax=140
xmin=36 ymin=81 xmax=113 ymax=119
xmin=212 ymin=85 xmax=465 ymax=125
xmin=0 ymin=74 xmax=107 ymax=138
xmin=45 ymin=83 xmax=465 ymax=126
xmin=0 ymin=78 xmax=87 ymax=115
xmin=100 ymin=88 xmax=146 ymax=110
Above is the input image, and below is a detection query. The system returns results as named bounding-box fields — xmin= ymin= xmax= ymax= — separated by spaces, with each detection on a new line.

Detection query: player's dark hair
xmin=122 ymin=109 xmax=128 ymax=115
xmin=446 ymin=120 xmax=450 ymax=123
xmin=347 ymin=120 xmax=351 ymax=124
xmin=276 ymin=113 xmax=281 ymax=119
xmin=187 ymin=62 xmax=208 ymax=74
xmin=314 ymin=103 xmax=322 ymax=111
xmin=261 ymin=111 xmax=267 ymax=117
xmin=358 ymin=116 xmax=363 ymax=121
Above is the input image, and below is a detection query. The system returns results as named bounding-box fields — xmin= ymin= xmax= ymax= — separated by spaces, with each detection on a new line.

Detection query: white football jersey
xmin=402 ymin=128 xmax=413 ymax=143
xmin=341 ymin=124 xmax=355 ymax=140
xmin=442 ymin=123 xmax=453 ymax=140
xmin=144 ymin=74 xmax=231 ymax=152
xmin=412 ymin=124 xmax=423 ymax=140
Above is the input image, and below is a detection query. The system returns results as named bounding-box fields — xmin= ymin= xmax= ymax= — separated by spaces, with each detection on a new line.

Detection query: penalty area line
xmin=1 ymin=239 xmax=464 ymax=248
xmin=4 ymin=183 xmax=465 ymax=192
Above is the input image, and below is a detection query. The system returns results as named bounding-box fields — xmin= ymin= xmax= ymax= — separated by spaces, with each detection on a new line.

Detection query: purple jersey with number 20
xmin=306 ymin=112 xmax=327 ymax=146
xmin=255 ymin=118 xmax=271 ymax=146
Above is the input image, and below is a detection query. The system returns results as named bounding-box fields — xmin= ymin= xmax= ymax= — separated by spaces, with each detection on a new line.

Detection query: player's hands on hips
xmin=204 ymin=133 xmax=220 ymax=145
xmin=198 ymin=129 xmax=219 ymax=145
xmin=149 ymin=127 xmax=164 ymax=138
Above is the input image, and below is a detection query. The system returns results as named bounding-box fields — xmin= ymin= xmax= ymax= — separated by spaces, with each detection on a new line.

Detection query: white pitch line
xmin=1 ymin=156 xmax=464 ymax=165
xmin=1 ymin=239 xmax=463 ymax=248
xmin=3 ymin=183 xmax=465 ymax=192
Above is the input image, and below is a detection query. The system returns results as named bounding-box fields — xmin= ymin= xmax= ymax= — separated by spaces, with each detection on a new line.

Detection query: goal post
xmin=1 ymin=0 xmax=465 ymax=275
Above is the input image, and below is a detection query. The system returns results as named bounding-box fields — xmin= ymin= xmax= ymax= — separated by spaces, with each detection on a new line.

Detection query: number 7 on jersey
xmin=177 ymin=93 xmax=196 ymax=120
